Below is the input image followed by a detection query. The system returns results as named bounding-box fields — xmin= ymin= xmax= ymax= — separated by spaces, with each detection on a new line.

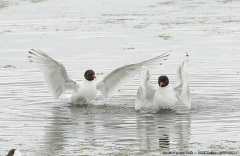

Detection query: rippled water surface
xmin=1 ymin=0 xmax=240 ymax=155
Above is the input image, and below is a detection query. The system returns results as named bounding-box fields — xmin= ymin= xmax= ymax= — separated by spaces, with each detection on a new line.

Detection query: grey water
xmin=0 ymin=0 xmax=240 ymax=155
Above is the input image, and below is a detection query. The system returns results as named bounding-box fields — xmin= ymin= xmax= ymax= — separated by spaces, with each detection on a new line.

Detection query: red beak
xmin=160 ymin=82 xmax=164 ymax=86
xmin=92 ymin=75 xmax=96 ymax=79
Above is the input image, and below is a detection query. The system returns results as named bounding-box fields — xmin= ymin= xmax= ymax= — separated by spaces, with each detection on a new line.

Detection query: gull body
xmin=70 ymin=79 xmax=98 ymax=104
xmin=135 ymin=53 xmax=191 ymax=111
xmin=153 ymin=84 xmax=178 ymax=110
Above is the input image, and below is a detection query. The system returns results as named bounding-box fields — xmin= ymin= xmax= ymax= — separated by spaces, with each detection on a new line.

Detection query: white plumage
xmin=135 ymin=53 xmax=191 ymax=111
xmin=70 ymin=79 xmax=97 ymax=104
xmin=29 ymin=50 xmax=79 ymax=99
xmin=29 ymin=49 xmax=170 ymax=104
xmin=13 ymin=150 xmax=21 ymax=156
xmin=152 ymin=84 xmax=178 ymax=110
xmin=172 ymin=54 xmax=191 ymax=108
xmin=7 ymin=149 xmax=21 ymax=156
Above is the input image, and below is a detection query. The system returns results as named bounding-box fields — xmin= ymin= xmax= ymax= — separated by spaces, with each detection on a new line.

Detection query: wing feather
xmin=135 ymin=65 xmax=155 ymax=110
xmin=28 ymin=49 xmax=79 ymax=99
xmin=96 ymin=51 xmax=170 ymax=100
xmin=173 ymin=53 xmax=191 ymax=109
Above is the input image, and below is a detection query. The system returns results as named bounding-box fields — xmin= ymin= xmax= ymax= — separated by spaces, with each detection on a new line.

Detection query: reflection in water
xmin=136 ymin=112 xmax=191 ymax=151
xmin=42 ymin=104 xmax=102 ymax=155
xmin=41 ymin=104 xmax=191 ymax=154
xmin=42 ymin=107 xmax=69 ymax=155
xmin=174 ymin=113 xmax=191 ymax=151
xmin=159 ymin=134 xmax=170 ymax=148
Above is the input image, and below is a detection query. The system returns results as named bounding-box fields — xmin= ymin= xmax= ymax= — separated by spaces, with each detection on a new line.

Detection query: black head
xmin=84 ymin=70 xmax=96 ymax=81
xmin=158 ymin=75 xmax=169 ymax=87
xmin=7 ymin=149 xmax=16 ymax=156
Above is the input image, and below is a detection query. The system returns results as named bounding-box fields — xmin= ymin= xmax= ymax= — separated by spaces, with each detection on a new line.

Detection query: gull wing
xmin=135 ymin=65 xmax=155 ymax=110
xmin=28 ymin=49 xmax=79 ymax=99
xmin=96 ymin=51 xmax=170 ymax=100
xmin=173 ymin=53 xmax=191 ymax=109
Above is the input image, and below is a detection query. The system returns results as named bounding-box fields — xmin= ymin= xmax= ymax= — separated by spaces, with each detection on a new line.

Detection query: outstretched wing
xmin=96 ymin=51 xmax=170 ymax=100
xmin=135 ymin=65 xmax=155 ymax=110
xmin=173 ymin=53 xmax=191 ymax=109
xmin=28 ymin=49 xmax=79 ymax=99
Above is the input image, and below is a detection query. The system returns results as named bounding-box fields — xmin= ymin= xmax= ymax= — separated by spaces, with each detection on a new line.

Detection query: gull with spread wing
xmin=28 ymin=49 xmax=170 ymax=104
xmin=135 ymin=53 xmax=191 ymax=111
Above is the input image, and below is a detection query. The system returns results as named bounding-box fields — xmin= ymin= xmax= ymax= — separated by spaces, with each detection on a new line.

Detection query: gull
xmin=28 ymin=49 xmax=170 ymax=104
xmin=135 ymin=53 xmax=191 ymax=111
xmin=6 ymin=149 xmax=21 ymax=156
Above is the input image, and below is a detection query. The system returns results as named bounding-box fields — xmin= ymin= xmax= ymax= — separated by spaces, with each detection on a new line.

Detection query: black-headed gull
xmin=28 ymin=49 xmax=170 ymax=104
xmin=135 ymin=53 xmax=191 ymax=111
xmin=6 ymin=149 xmax=21 ymax=156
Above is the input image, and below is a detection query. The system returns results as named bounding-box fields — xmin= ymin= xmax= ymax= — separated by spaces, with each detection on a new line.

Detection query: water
xmin=0 ymin=0 xmax=240 ymax=155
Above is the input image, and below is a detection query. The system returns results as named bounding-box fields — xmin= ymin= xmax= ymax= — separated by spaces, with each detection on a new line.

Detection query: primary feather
xmin=29 ymin=49 xmax=79 ymax=99
xmin=173 ymin=53 xmax=191 ymax=108
xmin=97 ymin=51 xmax=170 ymax=99
xmin=135 ymin=65 xmax=156 ymax=110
